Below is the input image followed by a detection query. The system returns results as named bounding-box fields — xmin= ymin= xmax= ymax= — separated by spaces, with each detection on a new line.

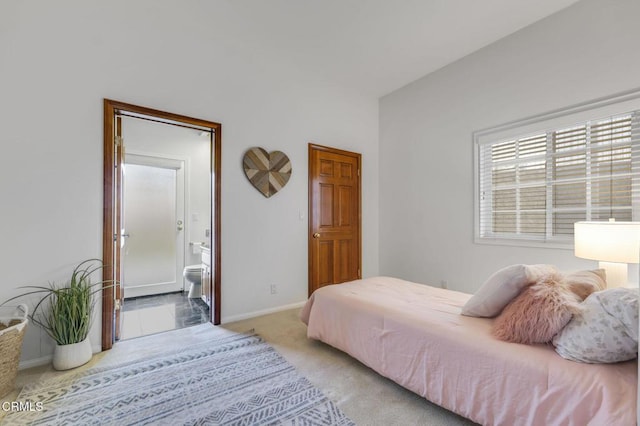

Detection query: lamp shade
xmin=574 ymin=221 xmax=640 ymax=264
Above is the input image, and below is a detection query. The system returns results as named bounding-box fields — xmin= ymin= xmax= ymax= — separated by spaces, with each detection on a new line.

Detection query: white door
xmin=122 ymin=154 xmax=185 ymax=298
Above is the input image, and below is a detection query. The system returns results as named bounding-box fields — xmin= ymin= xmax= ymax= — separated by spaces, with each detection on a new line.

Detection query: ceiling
xmin=224 ymin=0 xmax=581 ymax=98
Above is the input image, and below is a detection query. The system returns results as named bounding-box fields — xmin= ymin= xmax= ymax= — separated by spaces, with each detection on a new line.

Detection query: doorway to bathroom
xmin=119 ymin=149 xmax=208 ymax=339
xmin=118 ymin=114 xmax=211 ymax=340
xmin=102 ymin=99 xmax=221 ymax=350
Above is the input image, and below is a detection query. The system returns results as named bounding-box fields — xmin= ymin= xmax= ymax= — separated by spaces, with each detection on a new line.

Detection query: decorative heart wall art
xmin=243 ymin=147 xmax=292 ymax=198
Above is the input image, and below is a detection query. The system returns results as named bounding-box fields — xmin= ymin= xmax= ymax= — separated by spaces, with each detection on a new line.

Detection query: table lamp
xmin=574 ymin=220 xmax=640 ymax=287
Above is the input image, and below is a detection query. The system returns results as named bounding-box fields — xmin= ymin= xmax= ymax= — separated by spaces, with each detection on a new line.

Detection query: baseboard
xmin=124 ymin=283 xmax=184 ymax=299
xmin=221 ymin=301 xmax=306 ymax=324
xmin=19 ymin=344 xmax=103 ymax=370
xmin=18 ymin=355 xmax=52 ymax=370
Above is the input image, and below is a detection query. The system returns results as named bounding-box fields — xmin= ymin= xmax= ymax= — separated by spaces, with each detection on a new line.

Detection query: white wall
xmin=0 ymin=0 xmax=379 ymax=364
xmin=379 ymin=0 xmax=640 ymax=293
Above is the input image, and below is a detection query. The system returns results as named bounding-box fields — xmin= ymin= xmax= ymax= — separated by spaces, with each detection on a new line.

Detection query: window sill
xmin=474 ymin=237 xmax=574 ymax=250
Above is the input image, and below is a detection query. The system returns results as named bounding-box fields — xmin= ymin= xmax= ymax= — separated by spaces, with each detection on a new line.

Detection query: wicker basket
xmin=0 ymin=304 xmax=28 ymax=398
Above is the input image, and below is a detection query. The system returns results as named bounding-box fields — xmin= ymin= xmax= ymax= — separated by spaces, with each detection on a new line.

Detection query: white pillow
xmin=461 ymin=264 xmax=557 ymax=318
xmin=553 ymin=288 xmax=639 ymax=363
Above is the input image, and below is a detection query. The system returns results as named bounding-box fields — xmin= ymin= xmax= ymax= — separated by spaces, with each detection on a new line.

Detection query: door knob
xmin=313 ymin=233 xmax=320 ymax=238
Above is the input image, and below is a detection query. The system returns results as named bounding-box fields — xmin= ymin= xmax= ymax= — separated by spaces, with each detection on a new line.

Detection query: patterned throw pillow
xmin=552 ymin=288 xmax=639 ymax=363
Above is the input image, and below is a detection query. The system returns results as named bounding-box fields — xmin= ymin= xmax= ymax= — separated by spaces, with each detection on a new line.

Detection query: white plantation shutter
xmin=478 ymin=110 xmax=640 ymax=245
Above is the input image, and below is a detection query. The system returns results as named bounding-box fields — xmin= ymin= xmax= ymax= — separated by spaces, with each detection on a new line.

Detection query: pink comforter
xmin=301 ymin=276 xmax=637 ymax=426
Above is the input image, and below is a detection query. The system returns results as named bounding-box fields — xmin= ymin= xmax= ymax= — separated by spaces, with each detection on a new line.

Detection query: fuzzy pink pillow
xmin=492 ymin=273 xmax=582 ymax=344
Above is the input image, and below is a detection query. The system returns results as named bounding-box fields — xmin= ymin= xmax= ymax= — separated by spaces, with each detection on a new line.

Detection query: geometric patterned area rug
xmin=6 ymin=326 xmax=354 ymax=425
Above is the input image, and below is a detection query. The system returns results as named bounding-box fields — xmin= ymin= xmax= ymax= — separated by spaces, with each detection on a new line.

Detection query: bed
xmin=300 ymin=276 xmax=637 ymax=425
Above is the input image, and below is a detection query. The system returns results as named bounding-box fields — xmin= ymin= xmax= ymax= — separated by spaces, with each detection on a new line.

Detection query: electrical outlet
xmin=270 ymin=284 xmax=277 ymax=294
xmin=440 ymin=280 xmax=448 ymax=289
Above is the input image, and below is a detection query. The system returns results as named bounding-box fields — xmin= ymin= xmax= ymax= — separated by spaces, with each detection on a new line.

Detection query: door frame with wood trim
xmin=308 ymin=143 xmax=362 ymax=296
xmin=102 ymin=99 xmax=222 ymax=350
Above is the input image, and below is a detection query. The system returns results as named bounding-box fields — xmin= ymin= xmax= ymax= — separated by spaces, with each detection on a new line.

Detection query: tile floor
xmin=120 ymin=292 xmax=210 ymax=340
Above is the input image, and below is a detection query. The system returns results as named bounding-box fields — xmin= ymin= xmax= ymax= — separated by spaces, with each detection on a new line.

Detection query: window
xmin=475 ymin=94 xmax=640 ymax=248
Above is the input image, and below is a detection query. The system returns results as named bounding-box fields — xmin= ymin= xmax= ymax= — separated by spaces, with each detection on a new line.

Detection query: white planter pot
xmin=53 ymin=337 xmax=92 ymax=370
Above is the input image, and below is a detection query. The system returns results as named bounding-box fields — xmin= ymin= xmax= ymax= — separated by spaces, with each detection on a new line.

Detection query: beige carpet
xmin=4 ymin=308 xmax=475 ymax=425
xmin=223 ymin=308 xmax=475 ymax=426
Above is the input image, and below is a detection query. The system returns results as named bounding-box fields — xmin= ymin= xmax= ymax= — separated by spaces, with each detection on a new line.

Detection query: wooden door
xmin=308 ymin=144 xmax=361 ymax=295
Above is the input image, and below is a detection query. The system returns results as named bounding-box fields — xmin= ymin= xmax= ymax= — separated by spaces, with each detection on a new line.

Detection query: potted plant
xmin=2 ymin=259 xmax=114 ymax=370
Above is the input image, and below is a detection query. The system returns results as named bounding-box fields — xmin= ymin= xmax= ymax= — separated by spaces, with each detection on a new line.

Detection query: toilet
xmin=183 ymin=265 xmax=203 ymax=298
